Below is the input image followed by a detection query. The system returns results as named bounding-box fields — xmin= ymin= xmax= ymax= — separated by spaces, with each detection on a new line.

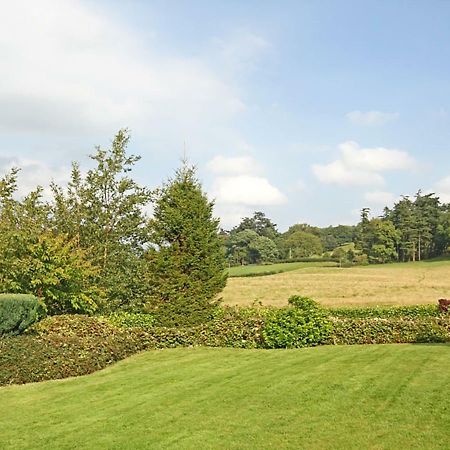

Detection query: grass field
xmin=228 ymin=261 xmax=337 ymax=277
xmin=1 ymin=345 xmax=450 ymax=449
xmin=223 ymin=259 xmax=450 ymax=307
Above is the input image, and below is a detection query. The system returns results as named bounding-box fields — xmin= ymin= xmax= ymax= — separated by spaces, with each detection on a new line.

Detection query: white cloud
xmin=206 ymin=155 xmax=261 ymax=175
xmin=312 ymin=160 xmax=385 ymax=186
xmin=207 ymin=154 xmax=286 ymax=227
xmin=312 ymin=141 xmax=417 ymax=186
xmin=363 ymin=191 xmax=397 ymax=205
xmin=346 ymin=110 xmax=399 ymax=126
xmin=339 ymin=141 xmax=417 ymax=172
xmin=211 ymin=175 xmax=286 ymax=206
xmin=435 ymin=176 xmax=450 ymax=203
xmin=0 ymin=157 xmax=71 ymax=199
xmin=0 ymin=0 xmax=246 ymax=151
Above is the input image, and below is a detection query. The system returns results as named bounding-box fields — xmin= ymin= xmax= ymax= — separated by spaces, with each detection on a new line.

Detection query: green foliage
xmin=51 ymin=129 xmax=152 ymax=309
xmin=288 ymin=295 xmax=321 ymax=312
xmin=0 ymin=294 xmax=45 ymax=336
xmin=317 ymin=224 xmax=357 ymax=252
xmin=225 ymin=212 xmax=279 ymax=265
xmin=328 ymin=304 xmax=441 ymax=319
xmin=263 ymin=296 xmax=332 ymax=348
xmin=232 ymin=211 xmax=279 ymax=241
xmin=3 ymin=303 xmax=450 ymax=386
xmin=107 ymin=312 xmax=157 ymax=328
xmin=0 ymin=315 xmax=149 ymax=385
xmin=0 ymin=311 xmax=266 ymax=385
xmin=356 ymin=216 xmax=399 ymax=263
xmin=0 ymin=232 xmax=103 ymax=314
xmin=0 ymin=169 xmax=103 ymax=315
xmin=146 ymin=163 xmax=227 ymax=326
xmin=330 ymin=317 xmax=450 ymax=345
xmin=279 ymin=230 xmax=323 ymax=259
xmin=226 ymin=229 xmax=279 ymax=265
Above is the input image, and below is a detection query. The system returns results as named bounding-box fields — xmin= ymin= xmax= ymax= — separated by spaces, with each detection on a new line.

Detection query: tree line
xmin=223 ymin=196 xmax=450 ymax=266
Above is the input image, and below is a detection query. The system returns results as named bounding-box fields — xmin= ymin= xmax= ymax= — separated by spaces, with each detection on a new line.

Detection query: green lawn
xmin=1 ymin=345 xmax=450 ymax=449
xmin=228 ymin=260 xmax=337 ymax=277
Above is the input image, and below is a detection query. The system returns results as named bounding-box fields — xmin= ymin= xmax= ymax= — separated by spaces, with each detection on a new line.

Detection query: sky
xmin=1 ymin=0 xmax=450 ymax=231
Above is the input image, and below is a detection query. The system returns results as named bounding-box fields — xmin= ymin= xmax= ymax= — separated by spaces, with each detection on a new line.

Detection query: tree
xmin=51 ymin=129 xmax=152 ymax=309
xmin=226 ymin=229 xmax=278 ymax=265
xmin=279 ymin=230 xmax=323 ymax=259
xmin=146 ymin=163 xmax=227 ymax=326
xmin=317 ymin=225 xmax=357 ymax=252
xmin=232 ymin=211 xmax=279 ymax=241
xmin=0 ymin=170 xmax=101 ymax=314
xmin=356 ymin=211 xmax=399 ymax=264
xmin=413 ymin=191 xmax=441 ymax=260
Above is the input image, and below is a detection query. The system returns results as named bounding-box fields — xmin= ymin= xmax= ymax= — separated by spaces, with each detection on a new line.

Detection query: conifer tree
xmin=146 ymin=162 xmax=227 ymax=326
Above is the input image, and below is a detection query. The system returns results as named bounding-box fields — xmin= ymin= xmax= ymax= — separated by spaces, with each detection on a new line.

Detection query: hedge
xmin=328 ymin=304 xmax=441 ymax=319
xmin=329 ymin=317 xmax=450 ymax=345
xmin=0 ymin=312 xmax=266 ymax=386
xmin=0 ymin=315 xmax=148 ymax=386
xmin=2 ymin=302 xmax=450 ymax=386
xmin=0 ymin=294 xmax=45 ymax=336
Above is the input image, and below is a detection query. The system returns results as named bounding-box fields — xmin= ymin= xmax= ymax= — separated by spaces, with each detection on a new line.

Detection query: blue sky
xmin=1 ymin=0 xmax=449 ymax=230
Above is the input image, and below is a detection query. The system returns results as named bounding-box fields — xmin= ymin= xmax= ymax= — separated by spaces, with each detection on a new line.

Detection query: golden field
xmin=222 ymin=260 xmax=450 ymax=307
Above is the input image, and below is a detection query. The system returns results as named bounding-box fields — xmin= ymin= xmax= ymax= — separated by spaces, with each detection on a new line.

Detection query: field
xmin=223 ymin=259 xmax=450 ymax=307
xmin=1 ymin=345 xmax=450 ymax=449
xmin=228 ymin=261 xmax=337 ymax=277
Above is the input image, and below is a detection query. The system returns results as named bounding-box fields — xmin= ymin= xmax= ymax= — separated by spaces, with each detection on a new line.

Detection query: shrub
xmin=0 ymin=315 xmax=150 ymax=386
xmin=328 ymin=304 xmax=441 ymax=319
xmin=107 ymin=312 xmax=157 ymax=329
xmin=288 ymin=295 xmax=321 ymax=313
xmin=0 ymin=294 xmax=45 ymax=336
xmin=106 ymin=307 xmax=267 ymax=349
xmin=263 ymin=296 xmax=332 ymax=348
xmin=0 ymin=312 xmax=266 ymax=386
xmin=329 ymin=317 xmax=450 ymax=345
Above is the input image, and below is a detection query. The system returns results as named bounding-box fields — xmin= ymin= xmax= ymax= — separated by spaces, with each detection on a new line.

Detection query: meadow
xmin=1 ymin=345 xmax=450 ymax=449
xmin=223 ymin=259 xmax=450 ymax=307
xmin=227 ymin=260 xmax=337 ymax=277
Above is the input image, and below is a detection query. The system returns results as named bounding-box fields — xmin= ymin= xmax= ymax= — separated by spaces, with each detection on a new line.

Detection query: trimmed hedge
xmin=0 ymin=312 xmax=266 ymax=386
xmin=2 ymin=301 xmax=450 ymax=386
xmin=328 ymin=304 xmax=441 ymax=319
xmin=107 ymin=312 xmax=157 ymax=329
xmin=329 ymin=317 xmax=450 ymax=345
xmin=0 ymin=315 xmax=148 ymax=386
xmin=0 ymin=294 xmax=45 ymax=336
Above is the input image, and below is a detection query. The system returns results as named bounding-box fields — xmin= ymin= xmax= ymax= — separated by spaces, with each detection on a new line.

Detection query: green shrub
xmin=263 ymin=296 xmax=332 ymax=348
xmin=288 ymin=295 xmax=321 ymax=313
xmin=108 ymin=306 xmax=267 ymax=349
xmin=0 ymin=294 xmax=45 ymax=336
xmin=328 ymin=304 xmax=441 ymax=319
xmin=106 ymin=312 xmax=157 ymax=329
xmin=329 ymin=317 xmax=450 ymax=345
xmin=0 ymin=315 xmax=151 ymax=385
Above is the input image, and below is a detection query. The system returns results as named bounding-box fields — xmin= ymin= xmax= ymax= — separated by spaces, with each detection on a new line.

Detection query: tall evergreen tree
xmin=146 ymin=163 xmax=227 ymax=326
